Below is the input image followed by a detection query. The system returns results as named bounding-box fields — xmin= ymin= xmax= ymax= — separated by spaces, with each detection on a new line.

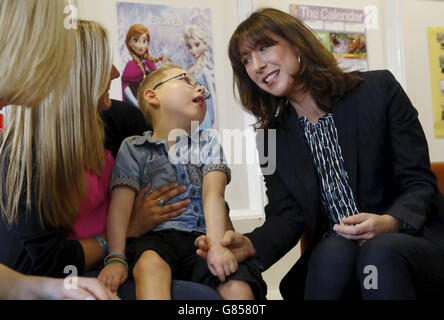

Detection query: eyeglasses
xmin=152 ymin=73 xmax=211 ymax=100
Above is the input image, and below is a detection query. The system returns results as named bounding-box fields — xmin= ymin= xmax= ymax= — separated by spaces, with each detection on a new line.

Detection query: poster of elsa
xmin=184 ymin=25 xmax=216 ymax=129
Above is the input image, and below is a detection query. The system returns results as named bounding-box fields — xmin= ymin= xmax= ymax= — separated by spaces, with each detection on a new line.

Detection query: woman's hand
xmin=195 ymin=230 xmax=256 ymax=263
xmin=1 ymin=264 xmax=119 ymax=300
xmin=333 ymin=213 xmax=402 ymax=242
xmin=54 ymin=276 xmax=119 ymax=300
xmin=127 ymin=183 xmax=190 ymax=238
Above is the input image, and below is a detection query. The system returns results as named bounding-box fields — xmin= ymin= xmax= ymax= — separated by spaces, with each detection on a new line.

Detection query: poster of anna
xmin=116 ymin=2 xmax=217 ymax=129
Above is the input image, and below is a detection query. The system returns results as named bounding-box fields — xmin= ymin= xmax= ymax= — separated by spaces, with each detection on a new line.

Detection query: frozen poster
xmin=116 ymin=2 xmax=217 ymax=129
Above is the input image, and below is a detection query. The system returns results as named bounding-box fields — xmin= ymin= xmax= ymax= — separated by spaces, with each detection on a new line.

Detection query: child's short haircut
xmin=137 ymin=63 xmax=184 ymax=126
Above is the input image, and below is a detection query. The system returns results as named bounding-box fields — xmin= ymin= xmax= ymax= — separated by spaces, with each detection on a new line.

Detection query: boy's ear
xmin=143 ymin=89 xmax=160 ymax=108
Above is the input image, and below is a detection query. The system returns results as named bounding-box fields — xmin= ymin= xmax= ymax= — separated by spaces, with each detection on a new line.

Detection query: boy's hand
xmin=195 ymin=231 xmax=256 ymax=263
xmin=207 ymin=244 xmax=238 ymax=282
xmin=98 ymin=262 xmax=128 ymax=294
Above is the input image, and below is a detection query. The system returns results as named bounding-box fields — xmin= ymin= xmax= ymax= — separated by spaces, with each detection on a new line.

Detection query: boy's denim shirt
xmin=110 ymin=129 xmax=231 ymax=234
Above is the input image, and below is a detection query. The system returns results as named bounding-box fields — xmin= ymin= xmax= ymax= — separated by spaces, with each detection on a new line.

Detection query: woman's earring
xmin=298 ymin=55 xmax=301 ymax=63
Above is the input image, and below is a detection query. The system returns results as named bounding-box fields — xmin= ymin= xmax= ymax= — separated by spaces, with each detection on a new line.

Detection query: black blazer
xmin=246 ymin=70 xmax=444 ymax=299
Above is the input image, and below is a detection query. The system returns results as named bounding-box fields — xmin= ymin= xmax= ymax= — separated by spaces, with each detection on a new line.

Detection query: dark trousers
xmin=304 ymin=233 xmax=444 ymax=299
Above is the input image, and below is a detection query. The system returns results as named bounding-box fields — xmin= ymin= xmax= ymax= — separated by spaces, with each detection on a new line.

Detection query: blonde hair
xmin=183 ymin=25 xmax=210 ymax=75
xmin=126 ymin=24 xmax=170 ymax=78
xmin=137 ymin=63 xmax=184 ymax=127
xmin=0 ymin=20 xmax=111 ymax=229
xmin=0 ymin=0 xmax=75 ymax=107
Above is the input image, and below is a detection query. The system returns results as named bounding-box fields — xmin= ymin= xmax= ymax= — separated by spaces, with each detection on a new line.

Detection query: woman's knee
xmin=308 ymin=237 xmax=358 ymax=273
xmin=133 ymin=250 xmax=170 ymax=277
xmin=356 ymin=233 xmax=409 ymax=275
xmin=355 ymin=233 xmax=419 ymax=298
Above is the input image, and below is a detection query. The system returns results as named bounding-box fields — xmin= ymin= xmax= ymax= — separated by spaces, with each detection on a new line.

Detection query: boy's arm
xmin=202 ymin=171 xmax=228 ymax=248
xmin=107 ymin=186 xmax=137 ymax=256
xmin=203 ymin=171 xmax=239 ymax=281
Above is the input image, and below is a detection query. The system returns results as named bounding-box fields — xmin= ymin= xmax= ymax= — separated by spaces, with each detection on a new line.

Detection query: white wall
xmin=398 ymin=0 xmax=444 ymax=161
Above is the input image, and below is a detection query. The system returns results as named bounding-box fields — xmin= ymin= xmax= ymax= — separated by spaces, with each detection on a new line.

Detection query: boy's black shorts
xmin=126 ymin=229 xmax=267 ymax=300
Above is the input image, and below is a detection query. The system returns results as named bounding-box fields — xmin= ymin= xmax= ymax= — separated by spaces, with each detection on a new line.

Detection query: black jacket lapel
xmin=276 ymin=107 xmax=321 ymax=231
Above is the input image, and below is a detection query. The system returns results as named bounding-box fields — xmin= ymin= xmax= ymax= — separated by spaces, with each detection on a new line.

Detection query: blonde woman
xmin=0 ymin=0 xmax=118 ymax=300
xmin=0 ymin=19 xmax=121 ymax=299
xmin=183 ymin=25 xmax=216 ymax=129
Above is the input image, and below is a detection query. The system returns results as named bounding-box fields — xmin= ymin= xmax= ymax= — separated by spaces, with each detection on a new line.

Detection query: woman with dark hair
xmin=228 ymin=8 xmax=362 ymax=130
xmin=196 ymin=8 xmax=444 ymax=299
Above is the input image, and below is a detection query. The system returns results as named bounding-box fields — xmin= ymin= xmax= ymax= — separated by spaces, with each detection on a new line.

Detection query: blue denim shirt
xmin=110 ymin=130 xmax=231 ymax=233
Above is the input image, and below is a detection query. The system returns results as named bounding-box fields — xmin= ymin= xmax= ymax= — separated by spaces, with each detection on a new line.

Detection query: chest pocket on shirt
xmin=143 ymin=157 xmax=177 ymax=190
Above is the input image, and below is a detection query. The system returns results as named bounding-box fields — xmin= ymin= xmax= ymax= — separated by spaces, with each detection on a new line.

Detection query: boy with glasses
xmin=98 ymin=64 xmax=266 ymax=300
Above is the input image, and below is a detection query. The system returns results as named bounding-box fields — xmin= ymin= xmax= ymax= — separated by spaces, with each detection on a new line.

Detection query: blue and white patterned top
xmin=300 ymin=113 xmax=359 ymax=228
